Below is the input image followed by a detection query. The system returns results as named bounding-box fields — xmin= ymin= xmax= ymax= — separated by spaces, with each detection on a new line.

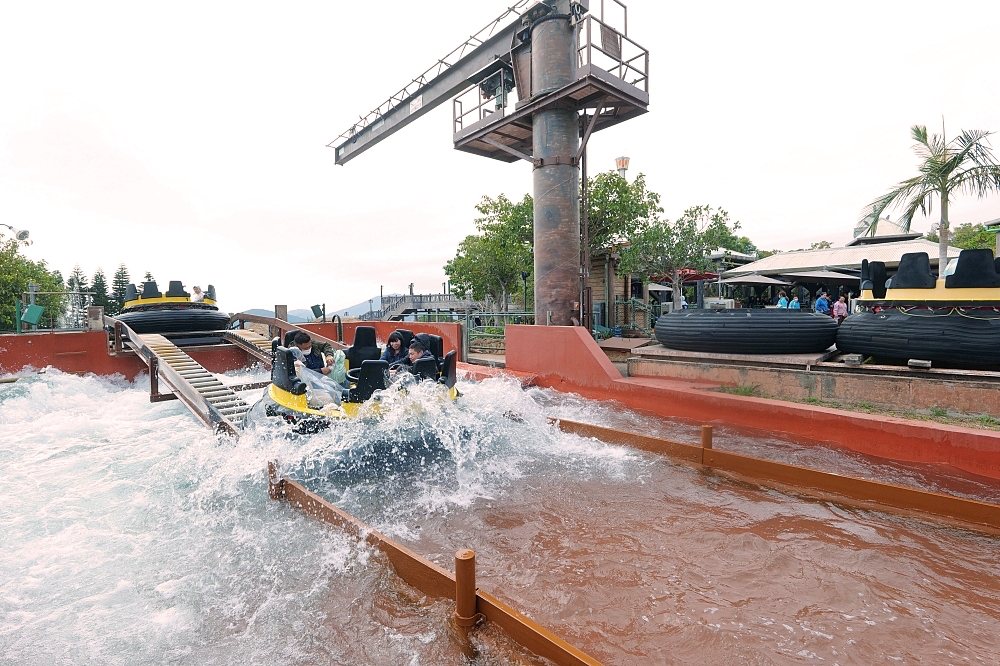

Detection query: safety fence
xmin=463 ymin=311 xmax=534 ymax=355
xmin=267 ymin=462 xmax=602 ymax=665
xmin=555 ymin=419 xmax=1000 ymax=533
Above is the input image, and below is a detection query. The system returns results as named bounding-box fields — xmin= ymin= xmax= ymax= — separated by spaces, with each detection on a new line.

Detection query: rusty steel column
xmin=701 ymin=425 xmax=714 ymax=450
xmin=531 ymin=12 xmax=579 ymax=326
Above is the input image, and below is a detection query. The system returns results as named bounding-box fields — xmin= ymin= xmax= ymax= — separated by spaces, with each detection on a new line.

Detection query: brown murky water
xmin=298 ymin=378 xmax=1000 ymax=664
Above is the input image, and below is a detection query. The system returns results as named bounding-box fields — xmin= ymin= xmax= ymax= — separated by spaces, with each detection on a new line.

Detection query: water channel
xmin=2 ymin=370 xmax=998 ymax=664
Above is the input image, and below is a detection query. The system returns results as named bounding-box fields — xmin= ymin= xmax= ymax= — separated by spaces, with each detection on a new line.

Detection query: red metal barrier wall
xmin=505 ymin=325 xmax=1000 ymax=481
xmin=0 ymin=331 xmax=252 ymax=380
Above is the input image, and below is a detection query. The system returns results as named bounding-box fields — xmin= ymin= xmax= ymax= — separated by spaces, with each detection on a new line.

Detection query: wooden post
xmin=701 ymin=425 xmax=713 ymax=450
xmin=454 ymin=549 xmax=480 ymax=627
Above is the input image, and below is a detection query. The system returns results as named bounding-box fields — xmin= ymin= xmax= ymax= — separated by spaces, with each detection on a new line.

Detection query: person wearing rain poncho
xmin=290 ymin=332 xmax=349 ymax=410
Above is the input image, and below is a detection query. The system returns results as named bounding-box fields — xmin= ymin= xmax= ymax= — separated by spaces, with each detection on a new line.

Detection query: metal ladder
xmin=223 ymin=329 xmax=274 ymax=367
xmin=138 ymin=334 xmax=252 ymax=434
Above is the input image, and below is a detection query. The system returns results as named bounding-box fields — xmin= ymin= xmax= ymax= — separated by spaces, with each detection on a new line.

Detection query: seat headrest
xmin=412 ymin=357 xmax=439 ymax=381
xmin=141 ymin=281 xmax=162 ymax=299
xmin=165 ymin=280 xmax=189 ymax=298
xmin=352 ymin=326 xmax=377 ymax=348
xmin=946 ymin=248 xmax=1000 ymax=289
xmin=125 ymin=283 xmax=138 ymax=302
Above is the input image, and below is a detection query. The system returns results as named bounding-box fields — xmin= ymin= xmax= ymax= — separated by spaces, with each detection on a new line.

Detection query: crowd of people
xmin=774 ymin=290 xmax=849 ymax=324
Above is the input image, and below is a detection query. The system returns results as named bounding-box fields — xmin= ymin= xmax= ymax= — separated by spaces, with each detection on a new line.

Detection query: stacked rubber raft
xmin=654 ymin=249 xmax=1000 ymax=368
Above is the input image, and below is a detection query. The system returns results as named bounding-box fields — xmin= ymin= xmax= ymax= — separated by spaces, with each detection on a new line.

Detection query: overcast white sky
xmin=2 ymin=0 xmax=999 ymax=313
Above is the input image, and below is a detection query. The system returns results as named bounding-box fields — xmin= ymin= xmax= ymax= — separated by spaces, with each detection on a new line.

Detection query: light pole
xmin=521 ymin=271 xmax=530 ymax=312
xmin=1 ymin=224 xmax=29 ymax=241
xmin=615 ymin=156 xmax=630 ymax=179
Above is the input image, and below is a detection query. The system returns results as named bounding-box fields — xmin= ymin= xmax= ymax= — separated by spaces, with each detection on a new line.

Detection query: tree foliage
xmin=697 ymin=207 xmax=759 ymax=258
xmin=110 ymin=263 xmax=131 ymax=315
xmin=0 ymin=235 xmax=64 ymax=331
xmin=861 ymin=123 xmax=1000 ymax=271
xmin=586 ymin=172 xmax=663 ymax=253
xmin=91 ymin=269 xmax=111 ymax=312
xmin=926 ymin=222 xmax=995 ymax=250
xmin=618 ymin=206 xmax=719 ymax=309
xmin=444 ymin=194 xmax=533 ymax=311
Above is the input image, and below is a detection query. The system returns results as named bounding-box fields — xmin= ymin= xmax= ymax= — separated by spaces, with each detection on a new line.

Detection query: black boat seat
xmin=426 ymin=334 xmax=444 ymax=361
xmin=272 ymin=345 xmax=306 ymax=395
xmin=206 ymin=285 xmax=217 ymax=301
xmin=439 ymin=350 xmax=457 ymax=388
xmin=869 ymin=261 xmax=888 ymax=299
xmin=411 ymin=357 xmax=439 ymax=381
xmin=346 ymin=326 xmax=380 ymax=370
xmin=946 ymin=249 xmax=1000 ymax=289
xmin=125 ymin=283 xmax=138 ymax=302
xmin=348 ymin=359 xmax=388 ymax=402
xmin=141 ymin=281 xmax=162 ymax=299
xmin=284 ymin=330 xmax=298 ymax=348
xmin=396 ymin=329 xmax=414 ymax=349
xmin=165 ymin=280 xmax=189 ymax=298
xmin=888 ymin=252 xmax=936 ymax=289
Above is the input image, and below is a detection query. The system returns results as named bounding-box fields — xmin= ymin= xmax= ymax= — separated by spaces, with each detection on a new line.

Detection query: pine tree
xmin=143 ymin=271 xmax=155 ymax=285
xmin=91 ymin=269 xmax=110 ymax=313
xmin=110 ymin=263 xmax=130 ymax=314
xmin=66 ymin=264 xmax=90 ymax=328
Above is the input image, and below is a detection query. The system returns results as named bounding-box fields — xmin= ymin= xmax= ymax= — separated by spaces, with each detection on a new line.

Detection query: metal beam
xmin=331 ymin=13 xmax=527 ymax=165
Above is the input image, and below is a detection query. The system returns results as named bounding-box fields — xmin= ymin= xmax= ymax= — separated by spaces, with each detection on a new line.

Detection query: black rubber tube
xmin=655 ymin=309 xmax=839 ymax=354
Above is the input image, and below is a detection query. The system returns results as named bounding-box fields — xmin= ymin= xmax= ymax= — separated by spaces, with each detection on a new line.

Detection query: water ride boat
xmin=115 ymin=280 xmax=230 ymax=334
xmin=654 ymin=308 xmax=839 ymax=354
xmin=246 ymin=326 xmax=458 ymax=432
xmin=837 ymin=249 xmax=1000 ymax=367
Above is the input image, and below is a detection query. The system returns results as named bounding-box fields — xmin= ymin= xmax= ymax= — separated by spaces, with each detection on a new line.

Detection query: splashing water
xmin=3 ymin=370 xmax=1000 ymax=664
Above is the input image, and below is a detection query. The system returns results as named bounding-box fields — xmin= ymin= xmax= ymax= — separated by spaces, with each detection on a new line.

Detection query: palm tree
xmin=859 ymin=123 xmax=1000 ymax=274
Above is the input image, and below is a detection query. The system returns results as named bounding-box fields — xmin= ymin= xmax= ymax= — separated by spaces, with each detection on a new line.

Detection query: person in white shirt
xmin=190 ymin=286 xmax=205 ymax=302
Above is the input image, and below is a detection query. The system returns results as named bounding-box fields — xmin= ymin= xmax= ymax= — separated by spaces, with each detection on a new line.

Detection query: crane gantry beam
xmin=329 ymin=1 xmax=537 ymax=165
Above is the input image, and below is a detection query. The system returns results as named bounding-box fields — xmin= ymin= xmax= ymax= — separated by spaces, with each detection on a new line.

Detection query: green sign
xmin=21 ymin=304 xmax=45 ymax=326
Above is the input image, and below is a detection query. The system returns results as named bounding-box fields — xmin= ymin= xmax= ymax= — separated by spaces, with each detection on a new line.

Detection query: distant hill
xmin=330 ymin=295 xmax=402 ymax=319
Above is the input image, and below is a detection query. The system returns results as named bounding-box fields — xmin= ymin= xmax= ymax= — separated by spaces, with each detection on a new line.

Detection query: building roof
xmin=845 ymin=232 xmax=922 ymax=246
xmin=722 ymin=238 xmax=961 ymax=277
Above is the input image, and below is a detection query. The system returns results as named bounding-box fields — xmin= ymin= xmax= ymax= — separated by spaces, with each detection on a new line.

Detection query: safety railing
xmin=612 ymin=297 xmax=652 ymax=335
xmin=268 ymin=462 xmax=602 ymax=665
xmin=577 ymin=14 xmax=649 ymax=92
xmin=464 ymin=311 xmax=534 ymax=355
xmin=555 ymin=419 xmax=1000 ymax=533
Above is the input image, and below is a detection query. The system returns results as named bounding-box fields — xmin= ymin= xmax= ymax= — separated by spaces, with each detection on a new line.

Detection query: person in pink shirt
xmin=833 ymin=295 xmax=848 ymax=324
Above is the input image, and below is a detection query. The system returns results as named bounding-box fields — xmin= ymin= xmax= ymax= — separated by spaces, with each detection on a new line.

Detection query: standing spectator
xmin=833 ymin=295 xmax=848 ymax=324
xmin=789 ymin=295 xmax=801 ymax=309
xmin=776 ymin=290 xmax=788 ymax=308
xmin=814 ymin=292 xmax=831 ymax=316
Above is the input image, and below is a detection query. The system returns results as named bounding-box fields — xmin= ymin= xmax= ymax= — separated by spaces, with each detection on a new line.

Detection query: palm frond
xmin=948 ymin=164 xmax=1000 ymax=198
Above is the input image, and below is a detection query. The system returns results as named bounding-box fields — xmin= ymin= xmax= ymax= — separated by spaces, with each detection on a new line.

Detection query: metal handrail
xmin=106 ymin=316 xmax=243 ymax=436
xmin=228 ymin=312 xmax=346 ymax=350
xmin=579 ymin=15 xmax=649 ymax=91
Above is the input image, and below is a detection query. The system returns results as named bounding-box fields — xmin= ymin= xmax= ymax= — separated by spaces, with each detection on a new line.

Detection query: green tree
xmin=110 ymin=263 xmax=131 ymax=315
xmin=860 ymin=123 xmax=1000 ymax=273
xmin=0 ymin=234 xmax=64 ymax=330
xmin=91 ymin=269 xmax=111 ymax=312
xmin=142 ymin=271 xmax=155 ymax=285
xmin=585 ymin=172 xmax=663 ymax=254
xmin=618 ymin=206 xmax=716 ymax=310
xmin=65 ymin=264 xmax=90 ymax=328
xmin=926 ymin=222 xmax=994 ymax=250
xmin=697 ymin=207 xmax=759 ymax=267
xmin=444 ymin=194 xmax=533 ymax=311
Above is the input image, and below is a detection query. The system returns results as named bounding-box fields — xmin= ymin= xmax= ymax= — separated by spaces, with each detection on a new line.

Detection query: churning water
xmin=2 ymin=369 xmax=1000 ymax=664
